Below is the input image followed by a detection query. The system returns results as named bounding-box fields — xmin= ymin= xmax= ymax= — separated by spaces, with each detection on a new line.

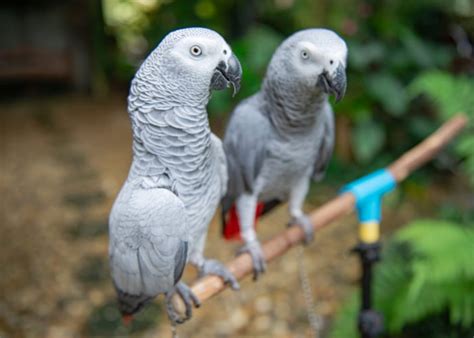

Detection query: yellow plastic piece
xmin=359 ymin=221 xmax=380 ymax=243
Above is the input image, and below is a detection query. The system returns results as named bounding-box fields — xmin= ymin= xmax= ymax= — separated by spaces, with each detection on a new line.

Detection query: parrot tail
xmin=122 ymin=314 xmax=134 ymax=326
xmin=116 ymin=288 xmax=153 ymax=321
xmin=222 ymin=199 xmax=282 ymax=241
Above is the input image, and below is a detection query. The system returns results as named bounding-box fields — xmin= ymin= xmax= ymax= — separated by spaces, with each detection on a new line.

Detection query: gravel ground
xmin=0 ymin=95 xmax=453 ymax=338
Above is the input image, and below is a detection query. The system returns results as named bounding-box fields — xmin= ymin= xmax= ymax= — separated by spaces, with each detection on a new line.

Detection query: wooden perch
xmin=174 ymin=113 xmax=468 ymax=312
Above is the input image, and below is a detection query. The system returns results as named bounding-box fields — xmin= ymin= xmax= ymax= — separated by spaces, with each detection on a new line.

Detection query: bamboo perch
xmin=174 ymin=113 xmax=468 ymax=312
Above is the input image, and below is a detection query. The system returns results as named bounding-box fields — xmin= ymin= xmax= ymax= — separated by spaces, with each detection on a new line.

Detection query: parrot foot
xmin=198 ymin=259 xmax=240 ymax=290
xmin=166 ymin=282 xmax=200 ymax=324
xmin=289 ymin=214 xmax=314 ymax=244
xmin=237 ymin=240 xmax=266 ymax=281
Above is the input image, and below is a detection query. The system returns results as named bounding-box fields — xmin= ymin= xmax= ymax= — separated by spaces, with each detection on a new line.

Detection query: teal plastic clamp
xmin=341 ymin=169 xmax=396 ymax=223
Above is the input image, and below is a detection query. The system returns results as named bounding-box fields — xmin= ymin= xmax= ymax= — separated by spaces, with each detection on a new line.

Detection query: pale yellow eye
xmin=190 ymin=45 xmax=202 ymax=56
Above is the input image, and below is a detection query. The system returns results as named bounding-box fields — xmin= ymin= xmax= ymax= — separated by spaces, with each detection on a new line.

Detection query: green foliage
xmin=351 ymin=118 xmax=386 ymax=164
xmin=381 ymin=220 xmax=474 ymax=331
xmin=409 ymin=71 xmax=474 ymax=120
xmin=326 ymin=0 xmax=463 ymax=166
xmin=456 ymin=134 xmax=474 ymax=183
xmin=329 ymin=219 xmax=474 ymax=337
xmin=328 ymin=292 xmax=359 ymax=338
xmin=365 ymin=73 xmax=408 ymax=117
xmin=409 ymin=71 xmax=474 ymax=185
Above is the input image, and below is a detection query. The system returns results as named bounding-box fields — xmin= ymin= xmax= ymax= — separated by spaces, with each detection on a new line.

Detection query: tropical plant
xmin=329 ymin=219 xmax=474 ymax=338
xmin=409 ymin=71 xmax=474 ymax=185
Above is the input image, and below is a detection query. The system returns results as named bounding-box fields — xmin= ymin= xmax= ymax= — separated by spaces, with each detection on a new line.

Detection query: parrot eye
xmin=301 ymin=50 xmax=309 ymax=60
xmin=190 ymin=45 xmax=202 ymax=56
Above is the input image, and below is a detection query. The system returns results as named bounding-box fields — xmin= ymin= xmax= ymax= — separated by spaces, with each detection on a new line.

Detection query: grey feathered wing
xmin=312 ymin=103 xmax=335 ymax=181
xmin=221 ymin=95 xmax=271 ymax=217
xmin=109 ymin=187 xmax=188 ymax=315
xmin=211 ymin=133 xmax=228 ymax=198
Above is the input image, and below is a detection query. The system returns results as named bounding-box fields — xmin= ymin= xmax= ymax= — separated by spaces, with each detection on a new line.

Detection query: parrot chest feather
xmin=132 ymin=104 xmax=222 ymax=242
xmin=256 ymin=123 xmax=324 ymax=201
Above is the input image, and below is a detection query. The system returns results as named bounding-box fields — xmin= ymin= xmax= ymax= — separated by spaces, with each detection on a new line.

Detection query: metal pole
xmin=353 ymin=241 xmax=383 ymax=338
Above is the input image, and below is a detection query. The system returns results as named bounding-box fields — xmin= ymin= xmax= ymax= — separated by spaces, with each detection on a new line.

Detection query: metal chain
xmin=297 ymin=245 xmax=324 ymax=338
xmin=169 ymin=247 xmax=321 ymax=338
xmin=171 ymin=322 xmax=179 ymax=338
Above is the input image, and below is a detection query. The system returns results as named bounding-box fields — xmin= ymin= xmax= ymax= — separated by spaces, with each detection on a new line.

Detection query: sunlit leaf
xmin=408 ymin=71 xmax=474 ymax=119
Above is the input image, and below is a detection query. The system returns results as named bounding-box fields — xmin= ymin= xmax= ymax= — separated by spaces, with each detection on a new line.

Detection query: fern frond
xmin=329 ymin=219 xmax=474 ymax=337
xmin=383 ymin=220 xmax=474 ymax=330
xmin=408 ymin=71 xmax=474 ymax=186
xmin=408 ymin=71 xmax=474 ymax=120
xmin=328 ymin=292 xmax=359 ymax=338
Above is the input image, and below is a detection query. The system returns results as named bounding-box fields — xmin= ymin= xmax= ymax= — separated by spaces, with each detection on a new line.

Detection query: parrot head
xmin=142 ymin=27 xmax=242 ymax=100
xmin=269 ymin=28 xmax=348 ymax=102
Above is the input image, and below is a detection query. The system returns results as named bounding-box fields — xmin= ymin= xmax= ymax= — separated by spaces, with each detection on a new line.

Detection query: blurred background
xmin=0 ymin=0 xmax=473 ymax=337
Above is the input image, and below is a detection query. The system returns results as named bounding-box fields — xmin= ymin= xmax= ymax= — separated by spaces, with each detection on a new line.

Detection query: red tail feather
xmin=223 ymin=202 xmax=265 ymax=241
xmin=122 ymin=314 xmax=134 ymax=326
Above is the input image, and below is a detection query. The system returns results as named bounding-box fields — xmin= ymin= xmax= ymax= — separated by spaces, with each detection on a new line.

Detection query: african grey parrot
xmin=221 ymin=28 xmax=347 ymax=279
xmin=108 ymin=27 xmax=242 ymax=324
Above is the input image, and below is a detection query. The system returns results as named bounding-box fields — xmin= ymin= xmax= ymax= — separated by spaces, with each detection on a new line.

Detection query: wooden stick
xmin=174 ymin=113 xmax=468 ymax=311
xmin=388 ymin=114 xmax=469 ymax=181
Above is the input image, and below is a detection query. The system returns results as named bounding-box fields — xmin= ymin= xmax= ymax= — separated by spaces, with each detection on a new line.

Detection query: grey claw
xmin=237 ymin=240 xmax=266 ymax=281
xmin=166 ymin=282 xmax=200 ymax=324
xmin=289 ymin=214 xmax=314 ymax=244
xmin=198 ymin=259 xmax=240 ymax=290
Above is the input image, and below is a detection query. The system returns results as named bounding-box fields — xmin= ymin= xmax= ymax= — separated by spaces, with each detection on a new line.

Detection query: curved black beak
xmin=317 ymin=62 xmax=346 ymax=102
xmin=210 ymin=53 xmax=242 ymax=96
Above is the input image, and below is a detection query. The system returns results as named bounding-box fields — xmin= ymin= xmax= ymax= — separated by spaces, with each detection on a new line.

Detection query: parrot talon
xmin=237 ymin=240 xmax=266 ymax=280
xmin=289 ymin=214 xmax=314 ymax=244
xmin=198 ymin=259 xmax=240 ymax=290
xmin=166 ymin=282 xmax=200 ymax=324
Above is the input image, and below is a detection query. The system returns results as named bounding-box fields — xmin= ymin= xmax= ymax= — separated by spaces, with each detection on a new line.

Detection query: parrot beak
xmin=317 ymin=62 xmax=346 ymax=102
xmin=210 ymin=53 xmax=242 ymax=96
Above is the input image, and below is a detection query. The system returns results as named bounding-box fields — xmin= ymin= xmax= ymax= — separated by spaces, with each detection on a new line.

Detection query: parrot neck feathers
xmin=130 ymin=70 xmax=211 ymax=110
xmin=262 ymin=74 xmax=327 ymax=134
xmin=127 ymin=102 xmax=213 ymax=191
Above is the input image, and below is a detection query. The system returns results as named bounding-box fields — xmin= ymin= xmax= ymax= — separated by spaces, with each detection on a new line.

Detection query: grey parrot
xmin=221 ymin=28 xmax=347 ymax=279
xmin=108 ymin=27 xmax=242 ymax=324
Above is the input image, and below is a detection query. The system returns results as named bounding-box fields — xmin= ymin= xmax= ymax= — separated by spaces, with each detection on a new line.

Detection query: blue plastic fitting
xmin=341 ymin=169 xmax=396 ymax=222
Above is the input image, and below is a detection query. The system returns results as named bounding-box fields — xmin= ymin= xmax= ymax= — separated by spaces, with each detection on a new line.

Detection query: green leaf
xmin=389 ymin=220 xmax=474 ymax=329
xmin=456 ymin=134 xmax=474 ymax=156
xmin=400 ymin=29 xmax=437 ymax=69
xmin=327 ymin=292 xmax=359 ymax=338
xmin=352 ymin=119 xmax=386 ymax=163
xmin=409 ymin=71 xmax=474 ymax=186
xmin=348 ymin=40 xmax=386 ymax=71
xmin=408 ymin=71 xmax=474 ymax=119
xmin=366 ymin=73 xmax=408 ymax=116
xmin=233 ymin=25 xmax=283 ymax=72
